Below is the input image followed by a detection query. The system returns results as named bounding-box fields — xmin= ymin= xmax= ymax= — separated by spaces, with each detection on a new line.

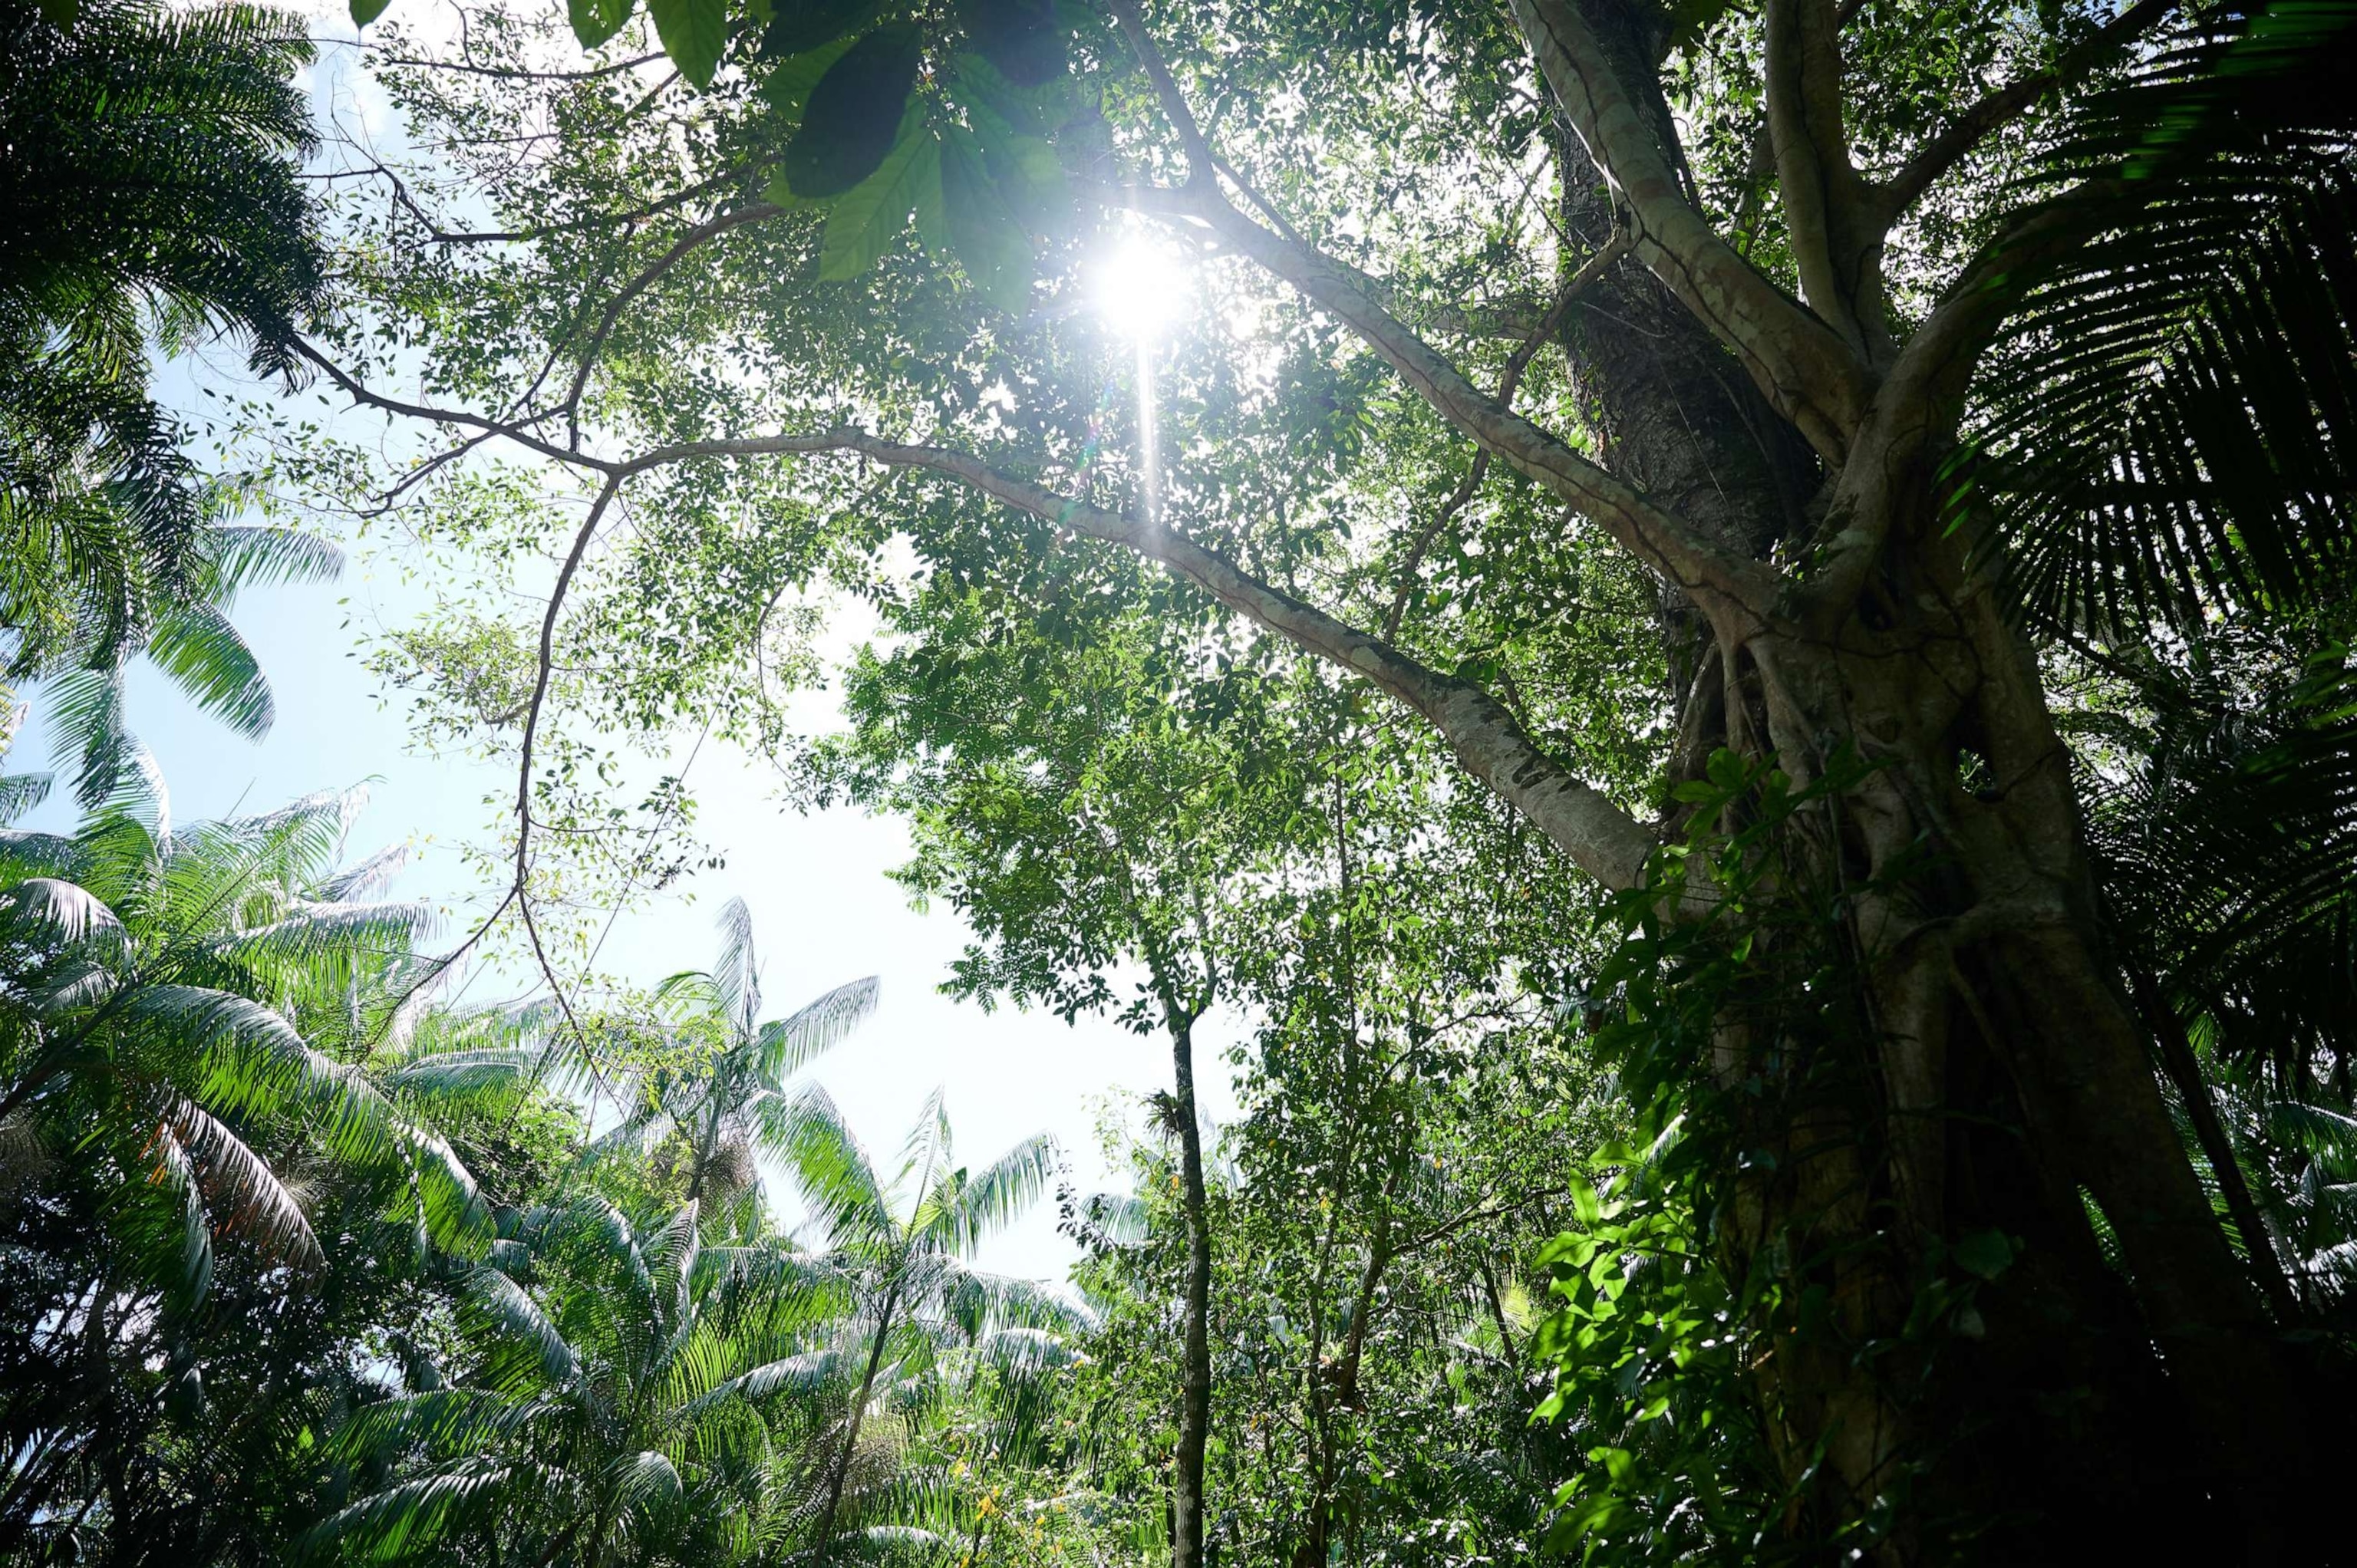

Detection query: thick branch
xmin=1764 ymin=0 xmax=1888 ymax=360
xmin=1127 ymin=183 xmax=1781 ymax=618
xmin=650 ymin=428 xmax=1660 ymax=888
xmin=1511 ymin=0 xmax=1871 ymax=459
xmin=1877 ymin=0 xmax=2178 ymax=219
xmin=1105 ymin=5 xmax=1778 ymax=616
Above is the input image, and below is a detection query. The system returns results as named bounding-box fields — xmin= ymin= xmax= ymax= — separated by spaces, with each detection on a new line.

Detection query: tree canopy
xmin=5 ymin=0 xmax=2357 ymax=1563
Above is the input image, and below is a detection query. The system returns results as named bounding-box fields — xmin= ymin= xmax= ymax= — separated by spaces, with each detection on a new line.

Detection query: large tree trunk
xmin=1493 ymin=15 xmax=2315 ymax=1553
xmin=1682 ymin=496 xmax=2306 ymax=1563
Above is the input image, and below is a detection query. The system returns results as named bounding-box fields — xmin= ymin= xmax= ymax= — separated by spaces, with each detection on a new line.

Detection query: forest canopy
xmin=4 ymin=0 xmax=2355 ymax=1563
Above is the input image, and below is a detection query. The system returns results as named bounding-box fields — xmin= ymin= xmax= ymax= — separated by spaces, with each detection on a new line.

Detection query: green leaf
xmin=940 ymin=132 xmax=1033 ymax=313
xmin=782 ymin=25 xmax=925 ymax=199
xmin=959 ymin=0 xmax=1066 ymax=87
xmin=763 ymin=0 xmax=880 ymax=58
xmin=761 ymin=31 xmax=857 ymax=114
xmin=568 ymin=0 xmax=635 ymax=49
xmin=349 ymin=0 xmax=391 ymax=26
xmin=1953 ymin=1228 xmax=2014 ymax=1281
xmin=819 ymin=122 xmax=939 ymax=281
xmin=647 ymin=0 xmax=728 ymax=87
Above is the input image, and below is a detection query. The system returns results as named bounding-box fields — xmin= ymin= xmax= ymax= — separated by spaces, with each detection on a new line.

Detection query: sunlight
xmin=1091 ymin=238 xmax=1190 ymax=341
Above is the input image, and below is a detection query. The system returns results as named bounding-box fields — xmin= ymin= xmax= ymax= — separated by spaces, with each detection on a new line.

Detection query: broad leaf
xmin=569 ymin=0 xmax=636 ymax=50
xmin=940 ymin=132 xmax=1033 ymax=314
xmin=648 ymin=0 xmax=730 ymax=87
xmin=350 ymin=0 xmax=392 ymax=26
xmin=763 ymin=0 xmax=880 ymax=58
xmin=780 ymin=24 xmax=924 ymax=199
xmin=820 ymin=118 xmax=940 ymax=281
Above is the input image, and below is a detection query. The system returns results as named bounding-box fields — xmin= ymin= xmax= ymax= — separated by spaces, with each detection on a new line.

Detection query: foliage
xmin=0 ymin=0 xmax=336 ymax=804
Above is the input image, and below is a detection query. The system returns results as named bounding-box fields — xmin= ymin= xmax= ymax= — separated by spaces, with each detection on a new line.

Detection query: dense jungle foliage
xmin=5 ymin=0 xmax=2356 ymax=1563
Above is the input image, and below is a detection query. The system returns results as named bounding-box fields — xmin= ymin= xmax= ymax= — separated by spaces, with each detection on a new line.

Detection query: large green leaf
xmin=763 ymin=0 xmax=881 ymax=58
xmin=959 ymin=0 xmax=1066 ymax=87
xmin=569 ymin=0 xmax=636 ymax=49
xmin=647 ymin=0 xmax=730 ymax=87
xmin=819 ymin=118 xmax=940 ymax=281
xmin=349 ymin=0 xmax=392 ymax=26
xmin=780 ymin=24 xmax=925 ymax=199
xmin=940 ymin=132 xmax=1033 ymax=314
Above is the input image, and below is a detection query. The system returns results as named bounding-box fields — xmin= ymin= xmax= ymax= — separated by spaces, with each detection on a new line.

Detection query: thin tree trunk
xmin=809 ymin=1282 xmax=899 ymax=1564
xmin=2130 ymin=968 xmax=2303 ymax=1323
xmin=1169 ymin=1015 xmax=1212 ymax=1568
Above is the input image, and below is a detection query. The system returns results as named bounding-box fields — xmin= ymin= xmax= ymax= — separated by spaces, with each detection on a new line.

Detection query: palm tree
xmin=592 ymin=895 xmax=877 ymax=1226
xmin=1 ymin=0 xmax=338 ymax=804
xmin=0 ymin=783 xmax=488 ymax=1553
xmin=786 ymin=1086 xmax=1074 ymax=1563
xmin=308 ymin=1196 xmax=848 ymax=1566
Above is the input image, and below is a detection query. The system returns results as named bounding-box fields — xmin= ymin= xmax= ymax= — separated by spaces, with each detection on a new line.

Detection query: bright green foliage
xmin=780 ymin=1087 xmax=1075 ymax=1558
xmin=0 ymin=0 xmax=336 ymax=803
xmin=591 ymin=895 xmax=878 ymax=1227
xmin=309 ymin=1197 xmax=846 ymax=1564
xmin=0 ymin=784 xmax=506 ymax=1558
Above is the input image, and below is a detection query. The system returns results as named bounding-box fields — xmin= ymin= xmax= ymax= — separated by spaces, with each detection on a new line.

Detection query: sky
xmin=5 ymin=6 xmax=1241 ymax=1285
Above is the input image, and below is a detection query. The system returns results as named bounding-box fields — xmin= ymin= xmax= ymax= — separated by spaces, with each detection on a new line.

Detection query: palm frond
xmin=1956 ymin=2 xmax=2357 ymax=633
xmin=786 ymin=1085 xmax=898 ymax=1252
xmin=938 ymin=1132 xmax=1057 ymax=1255
xmin=754 ymin=973 xmax=879 ymax=1086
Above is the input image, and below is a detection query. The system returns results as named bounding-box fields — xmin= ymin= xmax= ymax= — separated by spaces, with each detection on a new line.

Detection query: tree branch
xmin=635 ymin=427 xmax=1661 ymax=889
xmin=1764 ymin=0 xmax=1890 ymax=360
xmin=294 ymin=340 xmax=612 ymax=473
xmin=1510 ymin=0 xmax=1871 ymax=459
xmin=1385 ymin=232 xmax=1631 ymax=639
xmin=559 ymin=203 xmax=785 ymax=448
xmin=1104 ymin=4 xmax=1778 ymax=615
xmin=1876 ymin=0 xmax=2178 ymax=219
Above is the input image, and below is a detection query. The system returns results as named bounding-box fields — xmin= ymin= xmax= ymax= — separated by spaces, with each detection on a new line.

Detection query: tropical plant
xmin=592 ymin=895 xmax=879 ymax=1226
xmin=783 ymin=1086 xmax=1071 ymax=1563
xmin=0 ymin=782 xmax=491 ymax=1556
xmin=309 ymin=1195 xmax=846 ymax=1565
xmin=0 ymin=0 xmax=336 ymax=803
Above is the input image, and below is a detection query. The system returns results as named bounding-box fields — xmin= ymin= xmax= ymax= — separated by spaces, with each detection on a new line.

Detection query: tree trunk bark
xmin=1170 ymin=1016 xmax=1212 ymax=1568
xmin=1676 ymin=501 xmax=2312 ymax=1562
xmin=1487 ymin=23 xmax=2319 ymax=1550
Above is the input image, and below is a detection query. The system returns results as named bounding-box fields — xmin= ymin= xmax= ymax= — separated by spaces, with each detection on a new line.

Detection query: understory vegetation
xmin=5 ymin=0 xmax=2355 ymax=1563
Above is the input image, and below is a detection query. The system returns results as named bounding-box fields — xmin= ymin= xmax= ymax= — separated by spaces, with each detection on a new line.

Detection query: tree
xmin=0 ymin=783 xmax=489 ymax=1557
xmin=310 ymin=1196 xmax=846 ymax=1565
xmin=297 ymin=0 xmax=2357 ymax=1556
xmin=1 ymin=0 xmax=337 ymax=805
xmin=597 ymin=894 xmax=877 ymax=1225
xmin=783 ymin=1087 xmax=1070 ymax=1562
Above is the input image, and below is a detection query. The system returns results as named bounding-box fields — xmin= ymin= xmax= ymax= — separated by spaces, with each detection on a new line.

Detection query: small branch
xmin=430 ymin=166 xmax=763 ymax=245
xmin=561 ymin=203 xmax=786 ymax=448
xmin=1876 ymin=0 xmax=2178 ymax=219
xmin=362 ymin=50 xmax=666 ymax=82
xmin=1384 ymin=232 xmax=1631 ymax=640
xmin=295 ymin=339 xmax=610 ymax=473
